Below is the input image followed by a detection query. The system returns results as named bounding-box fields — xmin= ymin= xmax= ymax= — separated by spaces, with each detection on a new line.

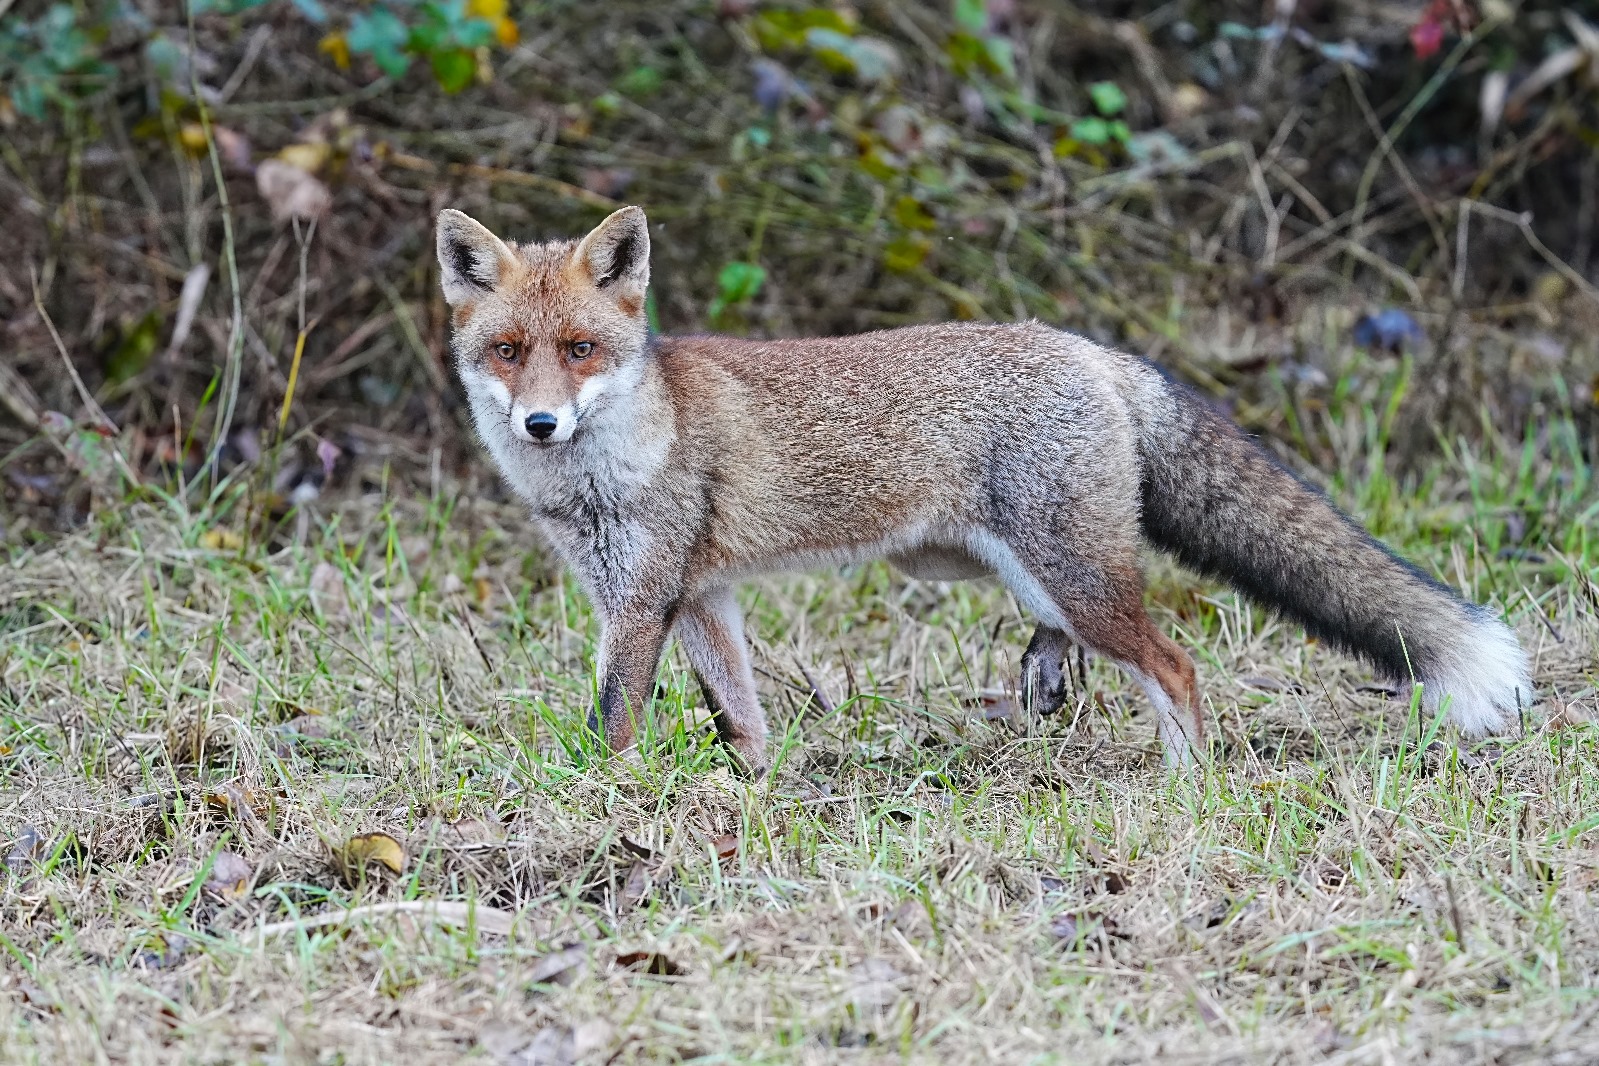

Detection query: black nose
xmin=524 ymin=411 xmax=558 ymax=440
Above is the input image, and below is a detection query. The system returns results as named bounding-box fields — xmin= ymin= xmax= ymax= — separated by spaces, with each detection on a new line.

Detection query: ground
xmin=0 ymin=428 xmax=1596 ymax=1066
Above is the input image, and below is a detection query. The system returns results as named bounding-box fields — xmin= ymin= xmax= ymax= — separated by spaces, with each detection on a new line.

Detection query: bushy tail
xmin=1127 ymin=367 xmax=1532 ymax=736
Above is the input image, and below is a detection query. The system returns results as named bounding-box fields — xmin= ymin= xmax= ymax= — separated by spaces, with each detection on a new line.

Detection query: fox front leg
xmin=588 ymin=606 xmax=672 ymax=757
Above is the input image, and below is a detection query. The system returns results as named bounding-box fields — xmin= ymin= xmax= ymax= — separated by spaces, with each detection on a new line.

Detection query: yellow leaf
xmin=1533 ymin=270 xmax=1569 ymax=308
xmin=200 ymin=528 xmax=243 ymax=552
xmin=319 ymin=32 xmax=351 ymax=71
xmin=337 ymin=832 xmax=407 ymax=880
xmin=276 ymin=142 xmax=332 ymax=175
xmin=495 ymin=16 xmax=520 ymax=46
xmin=177 ymin=123 xmax=210 ymax=157
xmin=467 ymin=0 xmax=508 ymax=18
xmin=204 ymin=783 xmax=258 ymax=814
xmin=203 ymin=850 xmax=255 ymax=902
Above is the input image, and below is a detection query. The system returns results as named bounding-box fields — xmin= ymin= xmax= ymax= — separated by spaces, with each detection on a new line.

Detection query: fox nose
xmin=524 ymin=411 xmax=559 ymax=440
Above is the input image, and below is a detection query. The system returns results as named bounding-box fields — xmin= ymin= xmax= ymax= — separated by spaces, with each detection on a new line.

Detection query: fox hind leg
xmin=986 ymin=536 xmax=1205 ymax=768
xmin=674 ymin=586 xmax=770 ymax=775
xmin=1020 ymin=626 xmax=1072 ymax=716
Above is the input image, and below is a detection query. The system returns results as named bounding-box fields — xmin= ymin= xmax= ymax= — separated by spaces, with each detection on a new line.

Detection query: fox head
xmin=435 ymin=206 xmax=651 ymax=446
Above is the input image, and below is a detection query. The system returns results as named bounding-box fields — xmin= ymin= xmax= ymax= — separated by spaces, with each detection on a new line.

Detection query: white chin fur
xmin=1420 ymin=614 xmax=1533 ymax=737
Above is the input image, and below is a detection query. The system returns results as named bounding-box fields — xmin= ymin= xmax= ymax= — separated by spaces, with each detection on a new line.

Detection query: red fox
xmin=435 ymin=205 xmax=1532 ymax=773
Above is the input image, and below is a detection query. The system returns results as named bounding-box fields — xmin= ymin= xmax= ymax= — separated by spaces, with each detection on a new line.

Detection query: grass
xmin=1 ymin=378 xmax=1596 ymax=1065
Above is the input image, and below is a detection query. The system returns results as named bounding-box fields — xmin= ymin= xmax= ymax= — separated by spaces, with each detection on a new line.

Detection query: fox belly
xmin=887 ymin=546 xmax=994 ymax=582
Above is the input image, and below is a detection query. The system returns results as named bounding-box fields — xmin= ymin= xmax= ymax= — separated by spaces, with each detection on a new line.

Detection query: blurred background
xmin=2 ymin=0 xmax=1596 ymax=538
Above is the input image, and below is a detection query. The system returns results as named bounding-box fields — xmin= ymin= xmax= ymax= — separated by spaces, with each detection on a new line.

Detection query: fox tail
xmin=1128 ymin=368 xmax=1531 ymax=735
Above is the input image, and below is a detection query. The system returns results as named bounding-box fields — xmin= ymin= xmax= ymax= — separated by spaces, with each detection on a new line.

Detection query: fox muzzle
xmin=524 ymin=411 xmax=559 ymax=440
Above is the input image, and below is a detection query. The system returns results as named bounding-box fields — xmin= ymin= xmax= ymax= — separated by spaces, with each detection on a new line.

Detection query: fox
xmin=434 ymin=204 xmax=1533 ymax=774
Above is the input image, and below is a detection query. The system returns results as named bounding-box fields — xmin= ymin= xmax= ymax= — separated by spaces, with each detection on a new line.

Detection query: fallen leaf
xmin=131 ymin=932 xmax=189 ymax=970
xmin=751 ymin=58 xmax=801 ymax=112
xmin=333 ymin=831 xmax=407 ymax=883
xmin=203 ymin=850 xmax=254 ymax=902
xmin=1051 ymin=908 xmax=1122 ymax=950
xmin=707 ymin=833 xmax=740 ymax=861
xmin=477 ymin=1022 xmax=534 ymax=1062
xmin=204 ymin=783 xmax=266 ymax=834
xmin=254 ymin=900 xmax=519 ymax=939
xmin=846 ymin=957 xmax=908 ymax=1011
xmin=483 ymin=1020 xmax=613 ymax=1066
xmin=620 ymin=859 xmax=651 ymax=909
xmin=319 ymin=31 xmax=351 ymax=71
xmin=1479 ymin=69 xmax=1508 ymax=136
xmin=619 ymin=834 xmax=657 ymax=860
xmin=1301 ymin=860 xmax=1346 ymax=890
xmin=889 ymin=898 xmax=931 ymax=939
xmin=177 ymin=122 xmax=209 ymax=156
xmin=17 ymin=981 xmax=57 ymax=1013
xmin=528 ymin=943 xmax=590 ymax=985
xmin=316 ymin=437 xmax=340 ymax=480
xmin=1352 ymin=308 xmax=1426 ymax=352
xmin=199 ymin=528 xmax=244 ymax=552
xmin=276 ymin=141 xmax=331 ymax=174
xmin=615 ymin=950 xmax=684 ymax=976
xmin=309 ymin=561 xmax=349 ymax=620
xmin=214 ymin=126 xmax=252 ymax=172
xmin=256 ymin=158 xmax=332 ymax=224
xmin=1504 ymin=46 xmax=1587 ymax=121
xmin=5 ymin=826 xmax=47 ymax=878
xmin=1549 ymin=699 xmax=1592 ymax=730
xmin=1409 ymin=14 xmax=1443 ymax=59
xmin=1236 ymin=674 xmax=1307 ymax=695
xmin=580 ymin=167 xmax=634 ymax=199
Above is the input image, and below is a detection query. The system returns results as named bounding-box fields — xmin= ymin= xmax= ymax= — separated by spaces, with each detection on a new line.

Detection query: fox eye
xmin=570 ymin=340 xmax=594 ymax=360
xmin=494 ymin=342 xmax=517 ymax=362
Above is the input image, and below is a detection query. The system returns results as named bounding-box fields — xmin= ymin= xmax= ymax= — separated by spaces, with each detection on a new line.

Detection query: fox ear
xmin=573 ymin=206 xmax=650 ymax=304
xmin=436 ymin=209 xmax=516 ymax=306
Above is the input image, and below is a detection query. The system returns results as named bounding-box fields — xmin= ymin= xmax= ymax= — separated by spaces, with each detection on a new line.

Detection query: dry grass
xmin=1 ymin=417 xmax=1596 ymax=1065
xmin=4 ymin=4 xmax=1599 ymax=1061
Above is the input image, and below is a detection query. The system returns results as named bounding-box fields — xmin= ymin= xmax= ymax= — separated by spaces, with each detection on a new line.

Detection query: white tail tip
xmin=1421 ymin=614 xmax=1533 ymax=737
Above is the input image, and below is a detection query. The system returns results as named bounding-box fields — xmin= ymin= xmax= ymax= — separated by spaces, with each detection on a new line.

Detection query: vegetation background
xmin=1 ymin=1 xmax=1597 ymax=1063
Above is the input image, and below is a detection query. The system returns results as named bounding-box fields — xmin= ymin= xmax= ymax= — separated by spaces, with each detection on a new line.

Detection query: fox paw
xmin=1019 ymin=652 xmax=1069 ymax=717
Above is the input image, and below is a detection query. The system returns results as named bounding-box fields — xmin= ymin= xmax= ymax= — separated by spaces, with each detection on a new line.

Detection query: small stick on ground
xmin=31 ymin=267 xmax=116 ymax=433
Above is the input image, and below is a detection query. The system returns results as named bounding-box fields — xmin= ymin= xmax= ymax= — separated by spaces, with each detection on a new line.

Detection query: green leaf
xmin=1070 ymin=116 xmax=1111 ymax=145
xmin=953 ymin=0 xmax=987 ymax=34
xmin=144 ymin=36 xmax=184 ymax=81
xmin=348 ymin=9 xmax=410 ymax=78
xmin=289 ymin=0 xmax=328 ymax=23
xmin=945 ymin=31 xmax=1006 ymax=80
xmin=106 ymin=310 xmax=164 ymax=386
xmin=753 ymin=8 xmax=855 ymax=52
xmin=430 ymin=48 xmax=475 ymax=92
xmin=11 ymin=80 xmax=47 ymax=122
xmin=982 ymin=35 xmax=1015 ymax=81
xmin=1089 ymin=81 xmax=1127 ymax=117
xmin=891 ymin=195 xmax=937 ymax=232
xmin=708 ymin=261 xmax=766 ymax=320
xmin=716 ymin=261 xmax=766 ymax=304
xmin=882 ymin=235 xmax=931 ymax=273
xmin=617 ymin=65 xmax=662 ymax=97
